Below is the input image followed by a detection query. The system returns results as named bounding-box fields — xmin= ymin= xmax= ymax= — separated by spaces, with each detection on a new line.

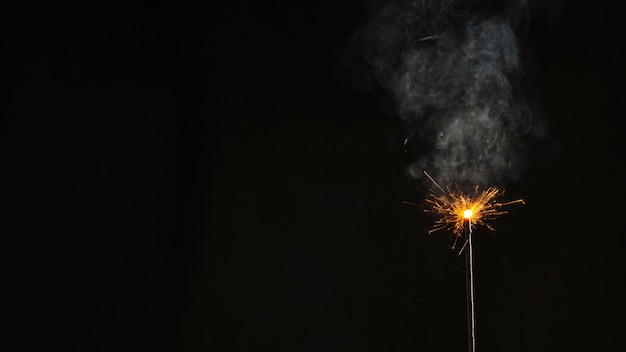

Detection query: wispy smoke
xmin=344 ymin=0 xmax=548 ymax=190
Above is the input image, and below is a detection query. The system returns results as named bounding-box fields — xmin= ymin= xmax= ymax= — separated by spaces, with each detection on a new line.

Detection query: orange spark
xmin=423 ymin=171 xmax=524 ymax=239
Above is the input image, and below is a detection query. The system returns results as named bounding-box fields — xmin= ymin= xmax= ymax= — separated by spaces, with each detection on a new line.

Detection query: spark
xmin=422 ymin=171 xmax=524 ymax=248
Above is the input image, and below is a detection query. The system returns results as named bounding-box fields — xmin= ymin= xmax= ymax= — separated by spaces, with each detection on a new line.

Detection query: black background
xmin=5 ymin=1 xmax=626 ymax=351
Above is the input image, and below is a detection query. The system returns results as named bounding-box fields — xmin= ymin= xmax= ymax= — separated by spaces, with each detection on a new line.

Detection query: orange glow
xmin=422 ymin=171 xmax=524 ymax=238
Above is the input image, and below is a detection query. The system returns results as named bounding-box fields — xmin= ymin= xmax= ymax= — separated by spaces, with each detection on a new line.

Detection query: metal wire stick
xmin=465 ymin=218 xmax=476 ymax=352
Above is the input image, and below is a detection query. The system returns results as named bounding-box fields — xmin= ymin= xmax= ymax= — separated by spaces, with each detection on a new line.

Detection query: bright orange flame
xmin=422 ymin=171 xmax=524 ymax=238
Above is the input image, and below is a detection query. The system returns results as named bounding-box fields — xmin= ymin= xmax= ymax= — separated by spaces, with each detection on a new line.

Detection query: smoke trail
xmin=344 ymin=0 xmax=548 ymax=190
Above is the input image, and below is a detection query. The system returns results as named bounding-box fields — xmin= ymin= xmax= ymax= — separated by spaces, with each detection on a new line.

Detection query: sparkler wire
xmin=465 ymin=219 xmax=476 ymax=352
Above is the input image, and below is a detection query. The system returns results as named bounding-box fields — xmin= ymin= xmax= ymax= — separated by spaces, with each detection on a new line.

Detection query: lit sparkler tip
xmin=419 ymin=170 xmax=524 ymax=243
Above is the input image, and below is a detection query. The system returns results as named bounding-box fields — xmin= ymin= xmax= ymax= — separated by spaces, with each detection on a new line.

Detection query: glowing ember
xmin=422 ymin=171 xmax=524 ymax=239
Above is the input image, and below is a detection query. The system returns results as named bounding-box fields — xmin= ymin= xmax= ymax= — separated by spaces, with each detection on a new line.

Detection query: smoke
xmin=344 ymin=0 xmax=548 ymax=190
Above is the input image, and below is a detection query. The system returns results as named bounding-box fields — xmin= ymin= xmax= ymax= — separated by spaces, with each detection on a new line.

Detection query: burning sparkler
xmin=404 ymin=170 xmax=525 ymax=352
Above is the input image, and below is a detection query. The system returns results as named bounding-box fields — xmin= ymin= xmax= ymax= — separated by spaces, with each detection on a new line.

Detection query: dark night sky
xmin=5 ymin=1 xmax=626 ymax=351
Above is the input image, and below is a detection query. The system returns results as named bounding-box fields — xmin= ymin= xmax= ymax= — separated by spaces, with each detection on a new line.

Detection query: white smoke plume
xmin=344 ymin=0 xmax=549 ymax=190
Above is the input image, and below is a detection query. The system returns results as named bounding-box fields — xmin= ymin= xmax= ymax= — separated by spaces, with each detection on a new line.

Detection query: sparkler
xmin=406 ymin=171 xmax=525 ymax=352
